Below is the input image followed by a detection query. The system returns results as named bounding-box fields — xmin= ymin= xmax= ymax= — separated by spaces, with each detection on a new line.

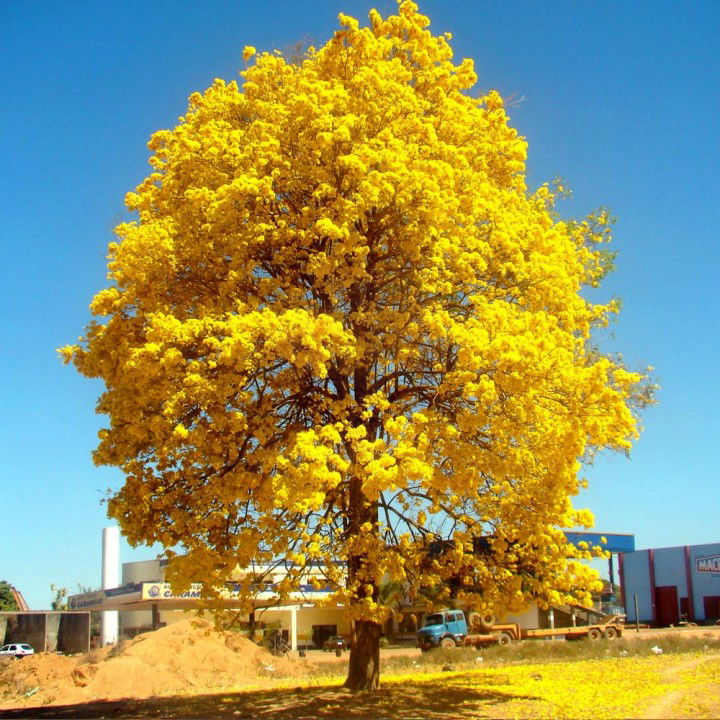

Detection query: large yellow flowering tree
xmin=63 ymin=2 xmax=651 ymax=691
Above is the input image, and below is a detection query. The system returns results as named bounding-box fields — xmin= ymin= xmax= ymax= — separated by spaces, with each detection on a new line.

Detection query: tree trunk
xmin=343 ymin=425 xmax=381 ymax=691
xmin=344 ymin=619 xmax=381 ymax=691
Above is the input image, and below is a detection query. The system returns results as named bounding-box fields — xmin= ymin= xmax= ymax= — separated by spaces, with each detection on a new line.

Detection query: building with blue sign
xmin=620 ymin=542 xmax=720 ymax=626
xmin=70 ymin=528 xmax=644 ymax=646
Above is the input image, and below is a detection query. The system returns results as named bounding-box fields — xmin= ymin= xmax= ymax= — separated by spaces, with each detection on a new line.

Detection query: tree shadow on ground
xmin=0 ymin=673 xmax=543 ymax=719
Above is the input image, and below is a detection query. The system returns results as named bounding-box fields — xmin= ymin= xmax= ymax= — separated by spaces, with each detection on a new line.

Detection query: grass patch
xmin=106 ymin=639 xmax=128 ymax=659
xmin=382 ymin=632 xmax=720 ymax=674
xmin=285 ymin=633 xmax=720 ymax=682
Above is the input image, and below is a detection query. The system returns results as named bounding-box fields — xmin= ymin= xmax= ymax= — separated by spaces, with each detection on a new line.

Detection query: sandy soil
xmin=0 ymin=618 xmax=307 ymax=710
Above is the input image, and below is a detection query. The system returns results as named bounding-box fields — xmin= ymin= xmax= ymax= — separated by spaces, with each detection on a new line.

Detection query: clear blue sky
xmin=2 ymin=1 xmax=718 ymax=610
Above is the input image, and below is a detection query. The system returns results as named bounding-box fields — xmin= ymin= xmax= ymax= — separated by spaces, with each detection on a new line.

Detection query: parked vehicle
xmin=417 ymin=609 xmax=624 ymax=650
xmin=417 ymin=610 xmax=469 ymax=650
xmin=323 ymin=635 xmax=349 ymax=651
xmin=0 ymin=643 xmax=35 ymax=658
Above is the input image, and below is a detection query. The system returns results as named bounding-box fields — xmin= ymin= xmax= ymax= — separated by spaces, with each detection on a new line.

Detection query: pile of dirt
xmin=0 ymin=619 xmax=308 ymax=709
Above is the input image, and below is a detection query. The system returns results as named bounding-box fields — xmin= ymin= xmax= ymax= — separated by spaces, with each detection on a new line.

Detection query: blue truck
xmin=417 ymin=609 xmax=624 ymax=650
xmin=417 ymin=609 xmax=508 ymax=650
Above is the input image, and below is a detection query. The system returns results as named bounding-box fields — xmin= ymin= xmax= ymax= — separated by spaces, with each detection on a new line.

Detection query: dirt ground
xmin=620 ymin=624 xmax=720 ymax=642
xmin=0 ymin=619 xmax=307 ymax=710
xmin=0 ymin=623 xmax=718 ymax=719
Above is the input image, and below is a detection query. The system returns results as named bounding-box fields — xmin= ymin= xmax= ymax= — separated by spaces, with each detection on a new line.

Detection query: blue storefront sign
xmin=563 ymin=532 xmax=636 ymax=554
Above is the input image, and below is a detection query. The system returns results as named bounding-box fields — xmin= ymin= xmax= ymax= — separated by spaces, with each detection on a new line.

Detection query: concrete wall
xmin=2 ymin=613 xmax=47 ymax=651
xmin=45 ymin=613 xmax=60 ymax=651
xmin=0 ymin=613 xmax=89 ymax=654
xmin=58 ymin=613 xmax=91 ymax=654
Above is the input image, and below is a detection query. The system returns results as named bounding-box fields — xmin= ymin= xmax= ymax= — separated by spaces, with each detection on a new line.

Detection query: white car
xmin=0 ymin=643 xmax=34 ymax=658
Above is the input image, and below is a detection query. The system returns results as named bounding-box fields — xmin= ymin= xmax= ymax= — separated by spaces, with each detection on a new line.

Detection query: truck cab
xmin=417 ymin=609 xmax=468 ymax=650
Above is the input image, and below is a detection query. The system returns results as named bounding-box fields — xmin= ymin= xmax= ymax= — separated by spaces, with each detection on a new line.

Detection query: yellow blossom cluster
xmin=380 ymin=653 xmax=719 ymax=719
xmin=62 ymin=1 xmax=651 ymax=622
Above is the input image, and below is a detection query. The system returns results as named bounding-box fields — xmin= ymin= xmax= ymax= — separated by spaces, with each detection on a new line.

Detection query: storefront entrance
xmin=311 ymin=624 xmax=337 ymax=648
xmin=654 ymin=586 xmax=679 ymax=626
xmin=703 ymin=596 xmax=720 ymax=621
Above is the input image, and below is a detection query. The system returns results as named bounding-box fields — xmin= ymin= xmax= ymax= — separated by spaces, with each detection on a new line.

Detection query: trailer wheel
xmin=497 ymin=632 xmax=512 ymax=647
xmin=439 ymin=637 xmax=456 ymax=649
xmin=604 ymin=627 xmax=618 ymax=640
xmin=587 ymin=628 xmax=602 ymax=641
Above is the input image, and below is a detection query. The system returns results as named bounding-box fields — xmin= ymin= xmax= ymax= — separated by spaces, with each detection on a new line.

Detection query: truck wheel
xmin=587 ymin=628 xmax=601 ymax=641
xmin=479 ymin=613 xmax=496 ymax=631
xmin=439 ymin=637 xmax=456 ymax=649
xmin=604 ymin=627 xmax=618 ymax=640
xmin=497 ymin=632 xmax=512 ymax=647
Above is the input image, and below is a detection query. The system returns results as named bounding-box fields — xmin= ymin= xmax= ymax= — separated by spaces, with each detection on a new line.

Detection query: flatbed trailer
xmin=463 ymin=615 xmax=624 ymax=647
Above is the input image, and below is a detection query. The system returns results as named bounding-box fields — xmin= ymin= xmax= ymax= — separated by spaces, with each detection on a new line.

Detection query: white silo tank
xmin=101 ymin=526 xmax=120 ymax=646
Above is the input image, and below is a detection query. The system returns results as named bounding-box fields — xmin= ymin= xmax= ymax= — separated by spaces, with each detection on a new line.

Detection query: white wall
xmin=122 ymin=559 xmax=164 ymax=584
xmin=505 ymin=605 xmax=539 ymax=629
xmin=119 ymin=559 xmax=163 ymax=635
xmin=258 ymin=605 xmax=351 ymax=644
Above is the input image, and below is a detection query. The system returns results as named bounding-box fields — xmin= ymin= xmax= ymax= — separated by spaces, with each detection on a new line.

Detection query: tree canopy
xmin=0 ymin=581 xmax=19 ymax=612
xmin=63 ymin=1 xmax=651 ymax=690
xmin=50 ymin=584 xmax=68 ymax=611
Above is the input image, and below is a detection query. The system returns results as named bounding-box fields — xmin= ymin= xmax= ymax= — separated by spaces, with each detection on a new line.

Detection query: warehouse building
xmin=620 ymin=542 xmax=720 ymax=625
xmin=121 ymin=556 xmax=350 ymax=649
